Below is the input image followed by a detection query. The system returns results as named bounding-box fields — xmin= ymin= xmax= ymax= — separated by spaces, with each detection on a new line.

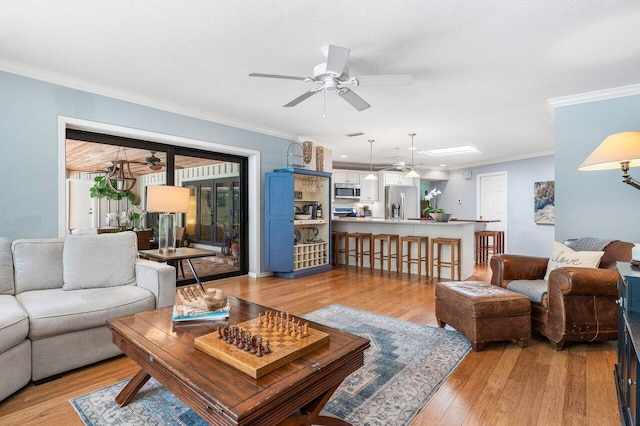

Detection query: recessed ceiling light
xmin=418 ymin=145 xmax=481 ymax=157
xmin=340 ymin=154 xmax=348 ymax=158
xmin=440 ymin=164 xmax=447 ymax=167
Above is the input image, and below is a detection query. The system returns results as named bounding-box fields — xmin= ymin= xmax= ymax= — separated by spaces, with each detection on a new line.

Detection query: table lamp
xmin=146 ymin=185 xmax=190 ymax=253
xmin=579 ymin=131 xmax=640 ymax=190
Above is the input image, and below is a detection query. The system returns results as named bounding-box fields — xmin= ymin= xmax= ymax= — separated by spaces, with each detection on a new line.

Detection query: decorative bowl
xmin=429 ymin=212 xmax=452 ymax=222
xmin=294 ymin=214 xmax=312 ymax=220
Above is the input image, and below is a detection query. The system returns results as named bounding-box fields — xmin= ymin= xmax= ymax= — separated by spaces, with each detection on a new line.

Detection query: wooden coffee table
xmin=107 ymin=297 xmax=370 ymax=425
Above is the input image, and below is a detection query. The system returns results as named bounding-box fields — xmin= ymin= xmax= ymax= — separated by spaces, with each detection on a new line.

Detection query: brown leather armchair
xmin=490 ymin=240 xmax=633 ymax=350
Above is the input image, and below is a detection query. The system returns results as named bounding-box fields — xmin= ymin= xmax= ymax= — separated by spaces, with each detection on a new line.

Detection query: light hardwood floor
xmin=0 ymin=266 xmax=620 ymax=426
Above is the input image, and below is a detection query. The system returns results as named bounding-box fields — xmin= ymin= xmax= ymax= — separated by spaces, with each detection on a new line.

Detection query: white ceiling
xmin=2 ymin=1 xmax=640 ymax=171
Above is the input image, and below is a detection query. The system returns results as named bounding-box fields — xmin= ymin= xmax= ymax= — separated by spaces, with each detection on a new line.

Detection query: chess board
xmin=194 ymin=316 xmax=330 ymax=379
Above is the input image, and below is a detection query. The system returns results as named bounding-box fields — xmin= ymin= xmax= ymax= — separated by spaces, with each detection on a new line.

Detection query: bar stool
xmin=345 ymin=232 xmax=373 ymax=270
xmin=474 ymin=230 xmax=505 ymax=264
xmin=399 ymin=235 xmax=429 ymax=278
xmin=372 ymin=234 xmax=399 ymax=273
xmin=430 ymin=237 xmax=462 ymax=280
xmin=331 ymin=231 xmax=347 ymax=266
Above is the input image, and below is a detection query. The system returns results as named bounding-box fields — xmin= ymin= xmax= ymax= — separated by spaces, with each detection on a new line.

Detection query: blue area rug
xmin=70 ymin=304 xmax=470 ymax=426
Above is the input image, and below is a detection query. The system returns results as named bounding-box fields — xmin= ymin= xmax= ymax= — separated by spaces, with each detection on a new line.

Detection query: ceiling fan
xmin=143 ymin=150 xmax=164 ymax=170
xmin=377 ymin=158 xmax=412 ymax=172
xmin=249 ymin=45 xmax=415 ymax=111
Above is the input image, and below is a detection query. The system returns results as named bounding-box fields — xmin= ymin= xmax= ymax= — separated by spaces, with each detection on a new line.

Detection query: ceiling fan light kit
xmin=249 ymin=44 xmax=414 ymax=113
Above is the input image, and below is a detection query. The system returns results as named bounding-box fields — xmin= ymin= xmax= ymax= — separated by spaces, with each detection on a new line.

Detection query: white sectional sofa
xmin=0 ymin=231 xmax=176 ymax=401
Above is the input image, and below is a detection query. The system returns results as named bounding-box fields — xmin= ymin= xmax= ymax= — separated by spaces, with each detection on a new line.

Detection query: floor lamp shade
xmin=146 ymin=186 xmax=190 ymax=252
xmin=579 ymin=131 xmax=640 ymax=170
xmin=579 ymin=131 xmax=640 ymax=191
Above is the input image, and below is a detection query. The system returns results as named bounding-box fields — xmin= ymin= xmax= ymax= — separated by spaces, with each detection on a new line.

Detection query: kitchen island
xmin=333 ymin=217 xmax=493 ymax=279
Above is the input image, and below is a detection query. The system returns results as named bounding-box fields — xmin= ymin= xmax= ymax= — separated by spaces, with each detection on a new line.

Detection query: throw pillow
xmin=544 ymin=241 xmax=604 ymax=281
xmin=62 ymin=231 xmax=137 ymax=290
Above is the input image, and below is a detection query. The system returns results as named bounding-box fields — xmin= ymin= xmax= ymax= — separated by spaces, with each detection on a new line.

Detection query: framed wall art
xmin=534 ymin=181 xmax=555 ymax=225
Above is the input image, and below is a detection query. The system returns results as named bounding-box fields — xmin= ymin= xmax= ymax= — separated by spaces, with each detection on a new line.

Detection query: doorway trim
xmin=58 ymin=116 xmax=262 ymax=277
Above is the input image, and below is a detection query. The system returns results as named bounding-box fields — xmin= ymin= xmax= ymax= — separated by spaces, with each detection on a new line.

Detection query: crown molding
xmin=548 ymin=83 xmax=640 ymax=109
xmin=0 ymin=59 xmax=298 ymax=141
xmin=446 ymin=149 xmax=555 ymax=171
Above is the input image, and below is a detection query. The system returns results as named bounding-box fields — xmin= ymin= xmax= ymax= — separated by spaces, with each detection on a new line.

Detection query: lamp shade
xmin=405 ymin=169 xmax=420 ymax=178
xmin=364 ymin=172 xmax=378 ymax=180
xmin=146 ymin=185 xmax=190 ymax=213
xmin=579 ymin=131 xmax=640 ymax=171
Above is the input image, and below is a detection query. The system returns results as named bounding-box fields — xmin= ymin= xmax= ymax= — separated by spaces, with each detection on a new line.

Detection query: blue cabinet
xmin=265 ymin=168 xmax=332 ymax=278
xmin=617 ymin=262 xmax=640 ymax=425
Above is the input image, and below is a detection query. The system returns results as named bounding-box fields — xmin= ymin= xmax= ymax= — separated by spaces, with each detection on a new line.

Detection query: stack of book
xmin=172 ymin=304 xmax=231 ymax=322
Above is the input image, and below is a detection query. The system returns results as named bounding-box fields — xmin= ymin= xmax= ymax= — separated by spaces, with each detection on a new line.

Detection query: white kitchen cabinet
xmin=359 ymin=173 xmax=379 ymax=201
xmin=382 ymin=171 xmax=416 ymax=186
xmin=333 ymin=172 xmax=360 ymax=184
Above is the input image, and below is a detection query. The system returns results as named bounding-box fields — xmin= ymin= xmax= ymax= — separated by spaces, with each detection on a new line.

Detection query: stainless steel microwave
xmin=335 ymin=183 xmax=360 ymax=199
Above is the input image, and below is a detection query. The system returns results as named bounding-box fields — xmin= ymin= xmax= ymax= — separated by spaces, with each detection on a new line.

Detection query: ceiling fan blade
xmin=350 ymin=74 xmax=415 ymax=86
xmin=337 ymin=88 xmax=371 ymax=111
xmin=283 ymin=88 xmax=323 ymax=107
xmin=325 ymin=45 xmax=350 ymax=75
xmin=249 ymin=73 xmax=308 ymax=81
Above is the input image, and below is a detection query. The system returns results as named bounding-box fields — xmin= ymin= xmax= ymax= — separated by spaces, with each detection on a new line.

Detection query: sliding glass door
xmin=65 ymin=129 xmax=249 ymax=282
xmin=185 ymin=177 xmax=240 ymax=251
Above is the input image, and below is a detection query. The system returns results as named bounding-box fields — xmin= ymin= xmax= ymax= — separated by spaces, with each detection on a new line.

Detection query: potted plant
xmin=422 ymin=188 xmax=452 ymax=222
xmin=89 ymin=175 xmax=137 ymax=204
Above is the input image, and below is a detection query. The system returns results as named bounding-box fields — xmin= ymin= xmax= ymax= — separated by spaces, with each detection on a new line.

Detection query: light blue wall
xmin=555 ymin=94 xmax=640 ymax=243
xmin=430 ymin=155 xmax=555 ymax=256
xmin=0 ymin=71 xmax=294 ymax=248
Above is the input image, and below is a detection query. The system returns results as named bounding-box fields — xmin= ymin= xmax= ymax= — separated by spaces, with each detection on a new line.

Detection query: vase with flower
xmin=422 ymin=188 xmax=451 ymax=222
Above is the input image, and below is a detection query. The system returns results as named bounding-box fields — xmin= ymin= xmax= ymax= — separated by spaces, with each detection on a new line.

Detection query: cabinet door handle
xmin=629 ymin=378 xmax=636 ymax=386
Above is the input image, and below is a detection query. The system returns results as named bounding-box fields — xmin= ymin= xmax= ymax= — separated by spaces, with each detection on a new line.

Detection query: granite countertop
xmin=332 ymin=217 xmax=472 ymax=225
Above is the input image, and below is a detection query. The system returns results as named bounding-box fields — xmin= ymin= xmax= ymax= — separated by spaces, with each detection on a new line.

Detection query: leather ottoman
xmin=435 ymin=281 xmax=531 ymax=351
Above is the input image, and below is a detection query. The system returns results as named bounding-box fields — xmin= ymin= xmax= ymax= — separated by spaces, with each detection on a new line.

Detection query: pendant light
xmin=406 ymin=133 xmax=420 ymax=178
xmin=107 ymin=148 xmax=137 ymax=193
xmin=365 ymin=140 xmax=378 ymax=180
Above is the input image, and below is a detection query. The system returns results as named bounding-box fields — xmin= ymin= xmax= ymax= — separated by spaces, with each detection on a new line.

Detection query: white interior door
xmin=477 ymin=172 xmax=507 ymax=234
xmin=67 ymin=179 xmax=98 ymax=230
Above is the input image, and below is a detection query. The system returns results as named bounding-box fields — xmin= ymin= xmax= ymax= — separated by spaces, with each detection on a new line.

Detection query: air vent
xmin=346 ymin=132 xmax=364 ymax=137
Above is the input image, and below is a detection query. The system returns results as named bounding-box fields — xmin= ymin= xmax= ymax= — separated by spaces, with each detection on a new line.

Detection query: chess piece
xmin=217 ymin=327 xmax=223 ymax=339
xmin=256 ymin=338 xmax=263 ymax=357
xmin=264 ymin=339 xmax=272 ymax=354
xmin=244 ymin=332 xmax=252 ymax=351
xmin=303 ymin=323 xmax=309 ymax=337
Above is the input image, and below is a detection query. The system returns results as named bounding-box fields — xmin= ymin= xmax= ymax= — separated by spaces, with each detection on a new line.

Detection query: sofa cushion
xmin=17 ymin=286 xmax=155 ymax=340
xmin=507 ymin=279 xmax=548 ymax=303
xmin=544 ymin=241 xmax=604 ymax=281
xmin=0 ymin=295 xmax=29 ymax=353
xmin=63 ymin=232 xmax=137 ymax=290
xmin=12 ymin=238 xmax=64 ymax=295
xmin=0 ymin=238 xmax=14 ymax=295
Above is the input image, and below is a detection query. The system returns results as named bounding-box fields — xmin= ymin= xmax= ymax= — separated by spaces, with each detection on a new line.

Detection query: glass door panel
xmin=215 ymin=181 xmax=231 ymax=245
xmin=199 ymin=183 xmax=213 ymax=242
xmin=185 ymin=184 xmax=198 ymax=240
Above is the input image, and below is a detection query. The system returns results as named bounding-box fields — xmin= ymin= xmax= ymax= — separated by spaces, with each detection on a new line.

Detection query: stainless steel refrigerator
xmin=385 ymin=185 xmax=419 ymax=219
